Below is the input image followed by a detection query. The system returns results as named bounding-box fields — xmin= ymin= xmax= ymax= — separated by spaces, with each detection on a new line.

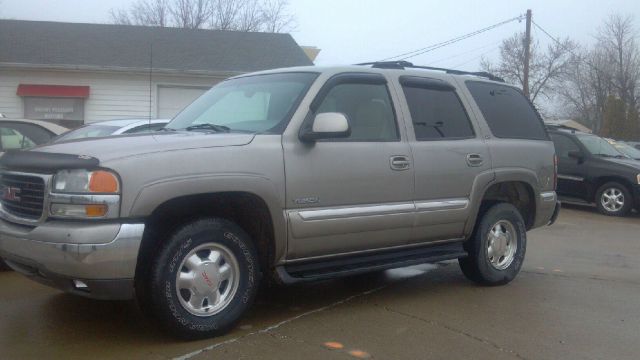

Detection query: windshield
xmin=575 ymin=134 xmax=626 ymax=158
xmin=167 ymin=72 xmax=318 ymax=134
xmin=55 ymin=125 xmax=120 ymax=142
xmin=611 ymin=141 xmax=640 ymax=159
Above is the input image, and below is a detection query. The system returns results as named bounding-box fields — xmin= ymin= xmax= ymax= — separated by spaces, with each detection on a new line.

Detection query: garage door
xmin=157 ymin=86 xmax=209 ymax=118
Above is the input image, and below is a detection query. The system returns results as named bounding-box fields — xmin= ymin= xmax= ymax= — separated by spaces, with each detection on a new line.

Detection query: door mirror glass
xmin=300 ymin=112 xmax=351 ymax=142
xmin=567 ymin=150 xmax=584 ymax=162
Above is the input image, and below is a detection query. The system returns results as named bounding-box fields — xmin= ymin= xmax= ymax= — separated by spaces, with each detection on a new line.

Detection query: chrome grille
xmin=0 ymin=174 xmax=45 ymax=220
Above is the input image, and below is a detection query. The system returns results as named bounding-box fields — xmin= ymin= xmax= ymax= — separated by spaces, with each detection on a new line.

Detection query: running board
xmin=558 ymin=196 xmax=593 ymax=206
xmin=276 ymin=241 xmax=467 ymax=284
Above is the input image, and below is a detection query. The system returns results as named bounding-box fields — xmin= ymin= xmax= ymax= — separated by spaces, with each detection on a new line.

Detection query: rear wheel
xmin=459 ymin=203 xmax=526 ymax=286
xmin=143 ymin=218 xmax=260 ymax=339
xmin=595 ymin=182 xmax=632 ymax=216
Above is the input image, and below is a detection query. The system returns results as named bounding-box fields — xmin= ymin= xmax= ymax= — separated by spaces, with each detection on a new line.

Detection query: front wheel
xmin=144 ymin=218 xmax=260 ymax=339
xmin=459 ymin=203 xmax=527 ymax=286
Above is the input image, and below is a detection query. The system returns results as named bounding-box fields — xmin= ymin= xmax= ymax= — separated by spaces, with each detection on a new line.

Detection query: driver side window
xmin=315 ymin=83 xmax=398 ymax=141
xmin=551 ymin=134 xmax=580 ymax=158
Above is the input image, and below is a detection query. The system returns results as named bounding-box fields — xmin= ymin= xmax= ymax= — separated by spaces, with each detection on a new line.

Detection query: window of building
xmin=17 ymin=85 xmax=89 ymax=128
xmin=466 ymin=81 xmax=547 ymax=140
xmin=315 ymin=83 xmax=398 ymax=141
xmin=401 ymin=81 xmax=474 ymax=140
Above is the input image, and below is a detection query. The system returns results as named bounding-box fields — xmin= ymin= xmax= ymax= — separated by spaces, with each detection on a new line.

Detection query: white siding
xmin=157 ymin=86 xmax=208 ymax=118
xmin=0 ymin=69 xmax=224 ymax=123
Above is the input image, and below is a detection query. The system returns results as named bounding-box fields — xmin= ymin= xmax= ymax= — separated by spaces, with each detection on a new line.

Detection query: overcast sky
xmin=1 ymin=0 xmax=639 ymax=71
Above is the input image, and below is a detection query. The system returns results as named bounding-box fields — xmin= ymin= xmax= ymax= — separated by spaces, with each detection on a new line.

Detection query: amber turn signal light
xmin=89 ymin=171 xmax=119 ymax=193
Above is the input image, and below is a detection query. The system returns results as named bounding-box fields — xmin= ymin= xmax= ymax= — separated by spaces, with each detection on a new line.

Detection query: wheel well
xmin=592 ymin=176 xmax=634 ymax=201
xmin=480 ymin=181 xmax=536 ymax=229
xmin=135 ymin=192 xmax=275 ymax=284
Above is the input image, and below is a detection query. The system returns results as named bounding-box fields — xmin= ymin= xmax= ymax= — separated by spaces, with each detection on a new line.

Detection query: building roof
xmin=0 ymin=19 xmax=313 ymax=74
xmin=544 ymin=119 xmax=592 ymax=134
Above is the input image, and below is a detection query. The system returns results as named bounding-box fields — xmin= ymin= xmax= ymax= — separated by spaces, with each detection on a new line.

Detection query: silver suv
xmin=0 ymin=62 xmax=560 ymax=339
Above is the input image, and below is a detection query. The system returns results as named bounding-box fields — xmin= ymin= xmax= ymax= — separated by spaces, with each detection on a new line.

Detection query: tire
xmin=144 ymin=218 xmax=260 ymax=339
xmin=595 ymin=182 xmax=632 ymax=216
xmin=459 ymin=203 xmax=527 ymax=286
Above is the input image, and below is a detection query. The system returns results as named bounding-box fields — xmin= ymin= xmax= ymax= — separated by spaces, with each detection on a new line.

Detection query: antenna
xmin=148 ymin=41 xmax=153 ymax=128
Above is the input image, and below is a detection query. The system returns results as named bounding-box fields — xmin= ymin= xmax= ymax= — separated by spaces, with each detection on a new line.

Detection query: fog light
xmin=73 ymin=280 xmax=89 ymax=292
xmin=50 ymin=204 xmax=108 ymax=218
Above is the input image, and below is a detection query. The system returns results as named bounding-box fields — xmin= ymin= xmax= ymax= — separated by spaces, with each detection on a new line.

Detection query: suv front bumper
xmin=0 ymin=219 xmax=143 ymax=300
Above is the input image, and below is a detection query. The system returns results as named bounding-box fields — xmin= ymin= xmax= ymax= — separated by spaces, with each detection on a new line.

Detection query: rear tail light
xmin=553 ymin=155 xmax=558 ymax=190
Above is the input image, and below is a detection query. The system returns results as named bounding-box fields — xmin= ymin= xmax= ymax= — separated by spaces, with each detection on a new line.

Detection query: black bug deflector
xmin=0 ymin=151 xmax=99 ymax=173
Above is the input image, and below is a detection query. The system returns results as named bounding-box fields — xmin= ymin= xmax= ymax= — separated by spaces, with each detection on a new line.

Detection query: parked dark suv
xmin=548 ymin=126 xmax=640 ymax=216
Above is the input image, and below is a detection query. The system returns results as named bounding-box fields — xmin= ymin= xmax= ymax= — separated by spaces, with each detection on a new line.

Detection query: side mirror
xmin=567 ymin=150 xmax=584 ymax=162
xmin=300 ymin=112 xmax=351 ymax=142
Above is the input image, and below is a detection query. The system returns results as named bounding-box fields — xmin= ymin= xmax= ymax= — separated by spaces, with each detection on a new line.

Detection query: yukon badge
xmin=294 ymin=196 xmax=319 ymax=205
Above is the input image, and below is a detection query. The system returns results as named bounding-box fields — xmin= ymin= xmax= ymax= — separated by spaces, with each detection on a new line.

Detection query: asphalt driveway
xmin=1 ymin=206 xmax=639 ymax=360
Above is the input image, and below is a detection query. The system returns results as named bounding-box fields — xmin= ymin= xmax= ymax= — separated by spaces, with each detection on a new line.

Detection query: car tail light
xmin=553 ymin=155 xmax=558 ymax=190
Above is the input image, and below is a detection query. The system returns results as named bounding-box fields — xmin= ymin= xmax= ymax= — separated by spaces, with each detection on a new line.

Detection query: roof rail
xmin=355 ymin=61 xmax=505 ymax=82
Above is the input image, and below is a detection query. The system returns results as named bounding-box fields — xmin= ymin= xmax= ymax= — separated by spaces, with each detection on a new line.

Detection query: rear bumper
xmin=533 ymin=191 xmax=559 ymax=228
xmin=548 ymin=201 xmax=561 ymax=226
xmin=0 ymin=219 xmax=144 ymax=300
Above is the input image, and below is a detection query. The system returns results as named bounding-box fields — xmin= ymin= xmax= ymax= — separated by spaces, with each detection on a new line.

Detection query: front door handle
xmin=466 ymin=153 xmax=484 ymax=167
xmin=390 ymin=155 xmax=411 ymax=171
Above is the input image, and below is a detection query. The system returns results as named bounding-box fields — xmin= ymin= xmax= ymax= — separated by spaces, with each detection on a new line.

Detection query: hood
xmin=601 ymin=157 xmax=640 ymax=171
xmin=31 ymin=131 xmax=256 ymax=162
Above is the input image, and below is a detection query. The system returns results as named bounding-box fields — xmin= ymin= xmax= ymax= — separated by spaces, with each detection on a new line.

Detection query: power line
xmin=426 ymin=41 xmax=502 ymax=66
xmin=532 ymin=20 xmax=602 ymax=74
xmin=450 ymin=45 xmax=502 ymax=69
xmin=379 ymin=14 xmax=524 ymax=62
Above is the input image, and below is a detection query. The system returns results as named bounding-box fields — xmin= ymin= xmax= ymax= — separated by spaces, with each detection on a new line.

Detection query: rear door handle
xmin=390 ymin=155 xmax=411 ymax=171
xmin=466 ymin=153 xmax=484 ymax=167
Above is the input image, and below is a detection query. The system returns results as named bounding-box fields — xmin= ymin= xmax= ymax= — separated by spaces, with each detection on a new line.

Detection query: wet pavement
xmin=1 ymin=206 xmax=639 ymax=359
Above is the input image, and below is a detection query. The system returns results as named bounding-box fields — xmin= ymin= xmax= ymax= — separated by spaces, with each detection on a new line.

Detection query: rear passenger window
xmin=401 ymin=79 xmax=474 ymax=140
xmin=466 ymin=81 xmax=547 ymax=140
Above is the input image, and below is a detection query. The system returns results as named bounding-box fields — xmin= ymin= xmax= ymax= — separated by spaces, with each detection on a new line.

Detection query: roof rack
xmin=355 ymin=61 xmax=505 ymax=82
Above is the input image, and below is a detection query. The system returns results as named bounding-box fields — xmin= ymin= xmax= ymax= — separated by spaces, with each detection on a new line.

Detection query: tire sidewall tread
xmin=460 ymin=203 xmax=527 ymax=286
xmin=147 ymin=218 xmax=260 ymax=339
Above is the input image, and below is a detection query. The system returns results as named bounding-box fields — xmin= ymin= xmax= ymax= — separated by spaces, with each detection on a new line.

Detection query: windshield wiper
xmin=157 ymin=127 xmax=175 ymax=132
xmin=184 ymin=123 xmax=231 ymax=133
xmin=595 ymin=153 xmax=626 ymax=159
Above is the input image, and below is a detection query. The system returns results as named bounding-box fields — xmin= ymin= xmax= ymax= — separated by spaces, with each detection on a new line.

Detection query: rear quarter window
xmin=466 ymin=81 xmax=548 ymax=140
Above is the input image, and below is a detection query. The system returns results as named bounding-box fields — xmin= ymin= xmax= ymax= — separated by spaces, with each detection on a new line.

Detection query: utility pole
xmin=523 ymin=9 xmax=532 ymax=99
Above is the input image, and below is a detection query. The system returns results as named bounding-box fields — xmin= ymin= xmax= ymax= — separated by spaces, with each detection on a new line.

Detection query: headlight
xmin=637 ymin=174 xmax=640 ymax=185
xmin=49 ymin=169 xmax=120 ymax=219
xmin=53 ymin=169 xmax=119 ymax=193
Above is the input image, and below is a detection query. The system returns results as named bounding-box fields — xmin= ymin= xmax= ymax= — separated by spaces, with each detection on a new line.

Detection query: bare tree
xmin=558 ymin=14 xmax=640 ymax=135
xmin=597 ymin=14 xmax=640 ymax=110
xmin=260 ymin=0 xmax=295 ymax=33
xmin=110 ymin=0 xmax=296 ymax=32
xmin=237 ymin=0 xmax=263 ymax=32
xmin=558 ymin=48 xmax=615 ymax=132
xmin=171 ymin=0 xmax=211 ymax=29
xmin=481 ymin=33 xmax=577 ymax=104
xmin=111 ymin=0 xmax=171 ymax=27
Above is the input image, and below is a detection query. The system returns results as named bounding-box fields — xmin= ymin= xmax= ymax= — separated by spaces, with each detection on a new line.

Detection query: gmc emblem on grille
xmin=1 ymin=186 xmax=21 ymax=202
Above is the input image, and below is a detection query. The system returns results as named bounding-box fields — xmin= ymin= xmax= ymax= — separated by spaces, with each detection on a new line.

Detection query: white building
xmin=0 ymin=20 xmax=313 ymax=128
